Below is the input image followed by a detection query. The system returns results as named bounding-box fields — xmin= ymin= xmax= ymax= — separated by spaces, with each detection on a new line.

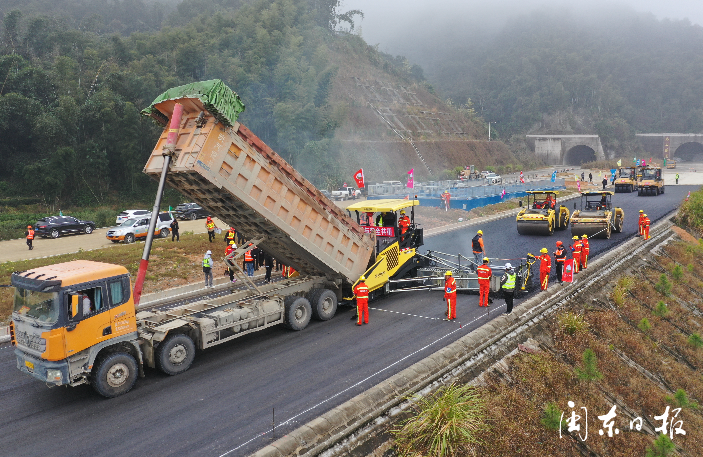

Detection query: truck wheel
xmin=125 ymin=233 xmax=135 ymax=244
xmin=160 ymin=228 xmax=170 ymax=238
xmin=156 ymin=333 xmax=196 ymax=375
xmin=283 ymin=296 xmax=312 ymax=330
xmin=91 ymin=352 xmax=138 ymax=398
xmin=308 ymin=289 xmax=338 ymax=321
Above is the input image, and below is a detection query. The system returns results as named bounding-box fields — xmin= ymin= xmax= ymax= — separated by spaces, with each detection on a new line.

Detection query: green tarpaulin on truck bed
xmin=141 ymin=79 xmax=245 ymax=126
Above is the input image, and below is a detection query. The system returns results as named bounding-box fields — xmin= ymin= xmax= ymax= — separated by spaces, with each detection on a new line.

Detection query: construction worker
xmin=225 ymin=241 xmax=237 ymax=283
xmin=500 ymin=263 xmax=516 ymax=314
xmin=554 ymin=240 xmax=566 ymax=283
xmin=581 ymin=235 xmax=589 ymax=269
xmin=471 ymin=230 xmax=485 ymax=272
xmin=399 ymin=210 xmax=411 ymax=236
xmin=537 ymin=247 xmax=551 ymax=290
xmin=170 ymin=218 xmax=179 ymax=241
xmin=25 ymin=225 xmax=34 ymax=250
xmin=444 ymin=271 xmax=457 ymax=320
xmin=676 ymin=173 xmax=679 ymax=184
xmin=637 ymin=210 xmax=645 ymax=236
xmin=206 ymin=217 xmax=216 ymax=242
xmin=570 ymin=236 xmax=581 ymax=274
xmin=224 ymin=227 xmax=236 ymax=244
xmin=477 ymin=258 xmax=492 ymax=307
xmin=203 ymin=250 xmax=213 ymax=288
xmin=642 ymin=214 xmax=651 ymax=240
xmin=354 ymin=276 xmax=369 ymax=325
xmin=441 ymin=190 xmax=451 ymax=211
xmin=244 ymin=245 xmax=254 ymax=276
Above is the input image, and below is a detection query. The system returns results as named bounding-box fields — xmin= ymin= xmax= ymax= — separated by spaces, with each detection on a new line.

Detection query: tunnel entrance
xmin=564 ymin=145 xmax=597 ymax=165
xmin=673 ymin=142 xmax=703 ymax=162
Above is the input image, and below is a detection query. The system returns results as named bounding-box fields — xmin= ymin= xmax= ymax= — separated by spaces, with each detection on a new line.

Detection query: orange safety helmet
xmin=556 ymin=240 xmax=563 ymax=246
xmin=207 ymin=216 xmax=212 ymax=221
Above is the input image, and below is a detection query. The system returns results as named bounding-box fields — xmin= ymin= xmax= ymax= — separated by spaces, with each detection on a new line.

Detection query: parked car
xmin=331 ymin=187 xmax=361 ymax=201
xmin=106 ymin=213 xmax=173 ymax=243
xmin=34 ymin=216 xmax=96 ymax=239
xmin=174 ymin=202 xmax=210 ymax=220
xmin=484 ymin=173 xmax=502 ymax=184
xmin=116 ymin=209 xmax=151 ymax=225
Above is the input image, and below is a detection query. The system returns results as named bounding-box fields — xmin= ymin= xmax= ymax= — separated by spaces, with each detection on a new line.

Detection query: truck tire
xmin=125 ymin=233 xmax=135 ymax=244
xmin=156 ymin=333 xmax=196 ymax=375
xmin=91 ymin=352 xmax=138 ymax=398
xmin=283 ymin=296 xmax=312 ymax=330
xmin=308 ymin=289 xmax=337 ymax=321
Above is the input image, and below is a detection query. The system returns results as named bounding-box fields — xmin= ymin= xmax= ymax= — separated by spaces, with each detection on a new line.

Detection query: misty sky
xmin=343 ymin=0 xmax=703 ymax=56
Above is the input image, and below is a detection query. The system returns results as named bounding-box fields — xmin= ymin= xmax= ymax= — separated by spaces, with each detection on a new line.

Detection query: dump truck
xmin=638 ymin=167 xmax=665 ymax=196
xmin=10 ymin=80 xmax=428 ymax=397
xmin=515 ymin=191 xmax=570 ymax=236
xmin=614 ymin=167 xmax=639 ymax=193
xmin=570 ymin=191 xmax=624 ymax=239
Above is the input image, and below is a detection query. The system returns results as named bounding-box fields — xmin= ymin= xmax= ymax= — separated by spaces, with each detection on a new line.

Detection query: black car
xmin=34 ymin=216 xmax=96 ymax=238
xmin=175 ymin=203 xmax=210 ymax=220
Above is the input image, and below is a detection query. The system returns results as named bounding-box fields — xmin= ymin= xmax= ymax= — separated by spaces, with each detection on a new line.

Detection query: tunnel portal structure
xmin=636 ymin=134 xmax=703 ymax=162
xmin=526 ymin=135 xmax=605 ymax=166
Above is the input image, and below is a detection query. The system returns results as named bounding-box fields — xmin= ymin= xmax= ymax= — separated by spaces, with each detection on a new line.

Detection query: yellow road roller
xmin=570 ymin=191 xmax=624 ymax=239
xmin=516 ymin=191 xmax=570 ymax=236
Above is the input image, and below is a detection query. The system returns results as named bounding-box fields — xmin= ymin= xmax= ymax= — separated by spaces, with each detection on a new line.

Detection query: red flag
xmin=649 ymin=157 xmax=652 ymax=165
xmin=519 ymin=171 xmax=525 ymax=183
xmin=353 ymin=169 xmax=365 ymax=188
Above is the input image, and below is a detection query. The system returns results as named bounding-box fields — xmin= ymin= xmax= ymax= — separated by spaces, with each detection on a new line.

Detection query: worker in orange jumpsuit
xmin=642 ymin=214 xmax=651 ymax=240
xmin=554 ymin=240 xmax=566 ymax=283
xmin=477 ymin=257 xmax=492 ymax=307
xmin=444 ymin=270 xmax=457 ymax=320
xmin=399 ymin=210 xmax=411 ymax=236
xmin=224 ymin=241 xmax=237 ymax=282
xmin=637 ymin=210 xmax=644 ymax=236
xmin=537 ymin=247 xmax=552 ymax=290
xmin=580 ymin=234 xmax=589 ymax=269
xmin=354 ymin=275 xmax=369 ymax=325
xmin=25 ymin=225 xmax=34 ymax=250
xmin=570 ymin=235 xmax=581 ymax=274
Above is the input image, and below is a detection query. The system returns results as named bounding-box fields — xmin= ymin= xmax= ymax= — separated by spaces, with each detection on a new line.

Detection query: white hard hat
xmin=206 ymin=250 xmax=211 ymax=255
xmin=505 ymin=263 xmax=512 ymax=269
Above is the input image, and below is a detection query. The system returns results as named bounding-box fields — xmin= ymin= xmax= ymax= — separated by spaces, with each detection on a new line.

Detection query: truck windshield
xmin=619 ymin=169 xmax=633 ymax=178
xmin=13 ymin=288 xmax=60 ymax=324
xmin=642 ymin=169 xmax=656 ymax=179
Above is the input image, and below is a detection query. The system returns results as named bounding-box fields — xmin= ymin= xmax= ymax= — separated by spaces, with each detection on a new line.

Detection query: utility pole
xmin=488 ymin=121 xmax=495 ymax=141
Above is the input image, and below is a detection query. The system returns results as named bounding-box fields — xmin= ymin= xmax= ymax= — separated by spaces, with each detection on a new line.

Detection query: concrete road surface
xmin=0 ymin=185 xmax=698 ymax=457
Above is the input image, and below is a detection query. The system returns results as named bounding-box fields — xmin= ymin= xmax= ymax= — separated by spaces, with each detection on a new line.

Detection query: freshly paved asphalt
xmin=0 ymin=185 xmax=698 ymax=457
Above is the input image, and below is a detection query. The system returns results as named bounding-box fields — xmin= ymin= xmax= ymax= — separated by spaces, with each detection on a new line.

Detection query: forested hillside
xmin=429 ymin=8 xmax=703 ymax=153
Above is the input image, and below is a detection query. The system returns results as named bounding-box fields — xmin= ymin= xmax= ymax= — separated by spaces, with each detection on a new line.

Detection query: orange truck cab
xmin=11 ymin=260 xmax=138 ymax=397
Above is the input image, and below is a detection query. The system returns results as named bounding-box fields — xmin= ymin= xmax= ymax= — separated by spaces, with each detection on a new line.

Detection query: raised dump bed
xmin=142 ymin=80 xmax=374 ymax=283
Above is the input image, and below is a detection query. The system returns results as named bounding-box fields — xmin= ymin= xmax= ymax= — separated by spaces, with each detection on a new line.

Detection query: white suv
xmin=106 ymin=212 xmax=173 ymax=243
xmin=484 ymin=173 xmax=502 ymax=184
xmin=116 ymin=209 xmax=151 ymax=225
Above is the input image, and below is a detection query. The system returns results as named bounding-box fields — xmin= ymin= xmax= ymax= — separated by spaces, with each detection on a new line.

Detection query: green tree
xmin=575 ymin=348 xmax=603 ymax=382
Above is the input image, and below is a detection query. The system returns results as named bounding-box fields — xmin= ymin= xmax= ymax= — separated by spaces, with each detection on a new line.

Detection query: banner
xmin=576 ymin=178 xmax=581 ymax=192
xmin=562 ymin=259 xmax=574 ymax=282
xmin=353 ymin=169 xmax=365 ymax=188
xmin=406 ymin=168 xmax=414 ymax=189
xmin=500 ymin=188 xmax=506 ymax=199
xmin=364 ymin=226 xmax=395 ymax=237
xmin=617 ymin=159 xmax=621 ymax=167
xmin=551 ymin=171 xmax=557 ymax=182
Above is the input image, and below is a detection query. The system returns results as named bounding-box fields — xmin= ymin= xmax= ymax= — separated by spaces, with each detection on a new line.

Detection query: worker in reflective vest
xmin=554 ymin=241 xmax=566 ymax=283
xmin=202 ymin=250 xmax=213 ymax=287
xmin=471 ymin=230 xmax=485 ymax=272
xmin=224 ymin=227 xmax=236 ymax=244
xmin=354 ymin=276 xmax=369 ymax=325
xmin=444 ymin=271 xmax=457 ymax=320
xmin=476 ymin=258 xmax=492 ymax=307
xmin=642 ymin=214 xmax=651 ymax=240
xmin=500 ymin=263 xmax=516 ymax=314
xmin=206 ymin=217 xmax=216 ymax=242
xmin=25 ymin=225 xmax=34 ymax=250
xmin=570 ymin=236 xmax=581 ymax=274
xmin=581 ymin=234 xmax=589 ymax=269
xmin=244 ymin=247 xmax=254 ymax=276
xmin=637 ymin=210 xmax=644 ymax=236
xmin=225 ymin=241 xmax=237 ymax=283
xmin=538 ymin=247 xmax=552 ymax=290
xmin=399 ymin=210 xmax=411 ymax=236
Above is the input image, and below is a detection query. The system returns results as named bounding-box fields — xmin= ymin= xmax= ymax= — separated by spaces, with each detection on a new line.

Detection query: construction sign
xmin=562 ymin=259 xmax=574 ymax=282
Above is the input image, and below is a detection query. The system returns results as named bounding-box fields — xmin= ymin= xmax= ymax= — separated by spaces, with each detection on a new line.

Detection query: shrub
xmin=688 ymin=263 xmax=695 ymax=273
xmin=654 ymin=274 xmax=672 ymax=296
xmin=541 ymin=402 xmax=565 ymax=431
xmin=688 ymin=333 xmax=703 ymax=349
xmin=653 ymin=301 xmax=669 ymax=318
xmin=666 ymin=388 xmax=699 ymax=410
xmin=646 ymin=434 xmax=675 ymax=457
xmin=575 ymin=348 xmax=603 ymax=382
xmin=393 ymin=384 xmax=485 ymax=457
xmin=558 ymin=312 xmax=588 ymax=335
xmin=638 ymin=318 xmax=652 ymax=332
xmin=671 ymin=265 xmax=683 ymax=281
xmin=612 ymin=287 xmax=625 ymax=306
xmin=616 ymin=275 xmax=635 ymax=292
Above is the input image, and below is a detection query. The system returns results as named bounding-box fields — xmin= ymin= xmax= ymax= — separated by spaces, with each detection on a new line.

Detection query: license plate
xmin=25 ymin=360 xmax=34 ymax=372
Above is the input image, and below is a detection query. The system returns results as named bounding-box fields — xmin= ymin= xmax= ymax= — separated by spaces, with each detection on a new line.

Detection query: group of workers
xmin=638 ymin=210 xmax=651 ymax=240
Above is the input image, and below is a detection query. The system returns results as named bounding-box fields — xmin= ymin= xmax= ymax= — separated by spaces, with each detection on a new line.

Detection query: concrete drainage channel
xmin=251 ymin=214 xmax=677 ymax=457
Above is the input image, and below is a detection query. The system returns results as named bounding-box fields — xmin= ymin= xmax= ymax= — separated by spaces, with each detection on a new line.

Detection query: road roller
xmin=516 ymin=191 xmax=570 ymax=236
xmin=570 ymin=191 xmax=624 ymax=239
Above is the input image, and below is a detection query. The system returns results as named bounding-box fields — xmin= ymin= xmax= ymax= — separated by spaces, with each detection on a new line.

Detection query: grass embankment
xmin=1 ymin=233 xmax=226 ymax=324
xmin=394 ymin=236 xmax=703 ymax=456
